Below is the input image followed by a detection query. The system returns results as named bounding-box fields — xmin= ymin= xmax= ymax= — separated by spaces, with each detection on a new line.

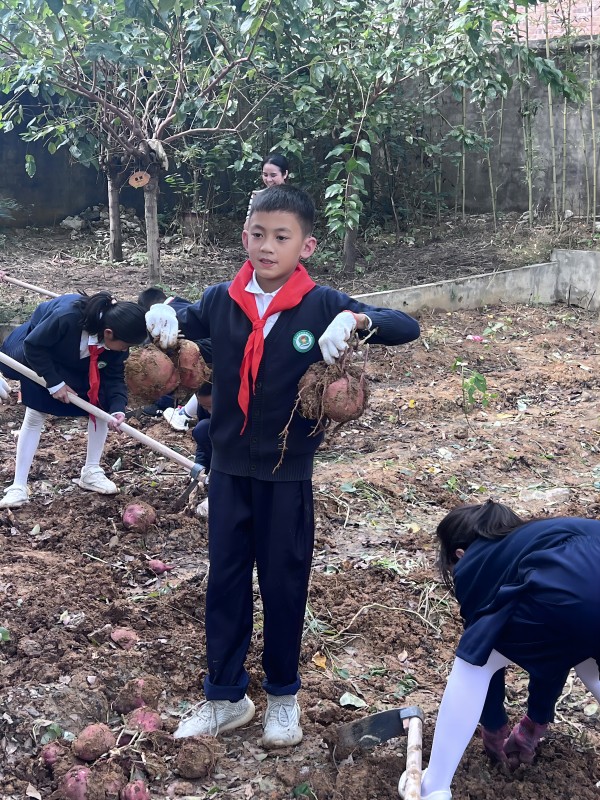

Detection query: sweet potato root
xmin=175 ymin=339 xmax=211 ymax=390
xmin=72 ymin=723 xmax=116 ymax=762
xmin=125 ymin=344 xmax=180 ymax=403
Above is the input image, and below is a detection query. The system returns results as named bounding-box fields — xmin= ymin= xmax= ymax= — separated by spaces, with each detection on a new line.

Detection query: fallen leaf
xmin=398 ymin=649 xmax=408 ymax=662
xmin=584 ymin=702 xmax=598 ymax=716
xmin=26 ymin=784 xmax=42 ymax=800
xmin=312 ymin=652 xmax=327 ymax=669
xmin=339 ymin=692 xmax=367 ymax=709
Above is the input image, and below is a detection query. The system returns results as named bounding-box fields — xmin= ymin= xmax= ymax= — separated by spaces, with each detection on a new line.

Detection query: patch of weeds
xmin=452 ymin=358 xmax=497 ymax=417
xmin=393 ymin=675 xmax=418 ymax=699
xmin=303 ymin=604 xmax=338 ymax=639
xmin=129 ymin=251 xmax=148 ymax=265
xmin=293 ymin=784 xmax=318 ymax=799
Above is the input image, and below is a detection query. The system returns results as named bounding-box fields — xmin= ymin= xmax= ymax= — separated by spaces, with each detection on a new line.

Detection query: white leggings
xmin=11 ymin=408 xmax=109 ymax=488
xmin=423 ymin=652 xmax=600 ymax=796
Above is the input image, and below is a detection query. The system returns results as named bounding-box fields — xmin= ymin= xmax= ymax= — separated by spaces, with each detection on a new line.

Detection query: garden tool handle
xmin=0 ymin=353 xmax=197 ymax=473
xmin=1 ymin=274 xmax=60 ymax=298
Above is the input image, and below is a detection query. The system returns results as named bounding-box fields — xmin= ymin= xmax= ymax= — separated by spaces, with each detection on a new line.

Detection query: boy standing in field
xmin=146 ymin=185 xmax=420 ymax=747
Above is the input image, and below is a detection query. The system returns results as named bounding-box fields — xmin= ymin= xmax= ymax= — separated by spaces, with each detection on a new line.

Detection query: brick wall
xmin=522 ymin=0 xmax=600 ymax=43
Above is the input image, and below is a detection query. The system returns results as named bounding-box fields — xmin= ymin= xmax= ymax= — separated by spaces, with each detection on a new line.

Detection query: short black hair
xmin=196 ymin=382 xmax=212 ymax=397
xmin=262 ymin=153 xmax=289 ymax=175
xmin=249 ymin=185 xmax=315 ymax=236
xmin=137 ymin=287 xmax=167 ymax=311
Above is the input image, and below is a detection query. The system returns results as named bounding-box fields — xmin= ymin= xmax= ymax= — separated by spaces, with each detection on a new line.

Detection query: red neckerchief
xmin=87 ymin=343 xmax=105 ymax=426
xmin=228 ymin=259 xmax=315 ymax=432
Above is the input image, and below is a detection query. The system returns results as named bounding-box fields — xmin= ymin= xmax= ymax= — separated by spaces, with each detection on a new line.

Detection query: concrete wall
xmin=0 ymin=131 xmax=107 ymax=227
xmin=436 ymin=44 xmax=600 ymax=214
xmin=355 ymin=249 xmax=600 ymax=314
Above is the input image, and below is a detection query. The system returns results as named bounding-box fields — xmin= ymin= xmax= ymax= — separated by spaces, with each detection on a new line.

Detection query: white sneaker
xmin=163 ymin=407 xmax=192 ymax=431
xmin=76 ymin=466 xmax=119 ymax=495
xmin=262 ymin=694 xmax=302 ymax=748
xmin=196 ymin=497 xmax=209 ymax=517
xmin=174 ymin=695 xmax=255 ymax=739
xmin=0 ymin=485 xmax=29 ymax=508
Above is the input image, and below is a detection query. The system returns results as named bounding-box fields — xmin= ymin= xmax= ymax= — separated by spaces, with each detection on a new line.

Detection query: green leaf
xmin=25 ymin=154 xmax=36 ymax=178
xmin=46 ymin=0 xmax=64 ymax=13
xmin=0 ymin=626 xmax=10 ymax=642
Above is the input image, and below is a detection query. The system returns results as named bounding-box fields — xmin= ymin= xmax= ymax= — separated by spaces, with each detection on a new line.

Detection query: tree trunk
xmin=107 ymin=175 xmax=123 ymax=262
xmin=343 ymin=226 xmax=358 ymax=274
xmin=144 ymin=177 xmax=161 ymax=283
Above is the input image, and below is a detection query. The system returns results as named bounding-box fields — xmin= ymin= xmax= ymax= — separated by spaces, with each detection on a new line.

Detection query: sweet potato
xmin=298 ymin=361 xmax=369 ymax=426
xmin=175 ymin=735 xmax=220 ymax=779
xmin=40 ymin=740 xmax=67 ymax=769
xmin=72 ymin=723 xmax=116 ymax=762
xmin=120 ymin=780 xmax=151 ymax=800
xmin=147 ymin=558 xmax=173 ymax=575
xmin=110 ymin=627 xmax=139 ymax=650
xmin=125 ymin=344 xmax=180 ymax=403
xmin=58 ymin=765 xmax=104 ymax=800
xmin=322 ymin=372 xmax=367 ymax=422
xmin=174 ymin=339 xmax=211 ymax=390
xmin=125 ymin=706 xmax=163 ymax=734
xmin=113 ymin=676 xmax=163 ymax=715
xmin=122 ymin=502 xmax=157 ymax=533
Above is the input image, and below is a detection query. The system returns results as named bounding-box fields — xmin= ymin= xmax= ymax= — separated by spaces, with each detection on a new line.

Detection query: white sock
xmin=183 ymin=395 xmax=198 ymax=417
xmin=575 ymin=658 xmax=600 ymax=703
xmin=13 ymin=408 xmax=46 ymax=487
xmin=423 ymin=650 xmax=511 ymax=795
xmin=85 ymin=417 xmax=109 ymax=469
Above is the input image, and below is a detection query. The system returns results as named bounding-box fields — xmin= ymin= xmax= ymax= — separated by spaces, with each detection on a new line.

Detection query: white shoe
xmin=163 ymin=407 xmax=192 ymax=431
xmin=174 ymin=695 xmax=255 ymax=739
xmin=262 ymin=694 xmax=302 ymax=748
xmin=399 ymin=768 xmax=451 ymax=800
xmin=0 ymin=485 xmax=29 ymax=508
xmin=196 ymin=497 xmax=209 ymax=517
xmin=75 ymin=466 xmax=119 ymax=495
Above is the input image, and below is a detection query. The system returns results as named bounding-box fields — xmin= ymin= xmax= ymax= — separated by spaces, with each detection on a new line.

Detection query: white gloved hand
xmin=0 ymin=374 xmax=10 ymax=403
xmin=145 ymin=304 xmax=179 ymax=350
xmin=318 ymin=311 xmax=357 ymax=365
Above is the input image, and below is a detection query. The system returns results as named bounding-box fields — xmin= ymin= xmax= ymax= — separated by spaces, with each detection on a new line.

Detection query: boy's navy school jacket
xmin=0 ymin=294 xmax=129 ymax=416
xmin=177 ymin=281 xmax=420 ymax=481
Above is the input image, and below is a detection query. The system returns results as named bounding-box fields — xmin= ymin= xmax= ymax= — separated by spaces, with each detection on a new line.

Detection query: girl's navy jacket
xmin=0 ymin=294 xmax=129 ymax=416
xmin=454 ymin=516 xmax=600 ymax=668
xmin=177 ymin=282 xmax=420 ymax=481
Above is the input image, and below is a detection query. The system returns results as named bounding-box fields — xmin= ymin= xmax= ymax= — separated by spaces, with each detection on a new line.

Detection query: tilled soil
xmin=1 ymin=225 xmax=600 ymax=799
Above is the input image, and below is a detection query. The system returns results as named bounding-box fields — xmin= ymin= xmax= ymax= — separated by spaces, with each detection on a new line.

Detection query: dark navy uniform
xmin=176 ymin=282 xmax=420 ymax=701
xmin=0 ymin=294 xmax=129 ymax=416
xmin=454 ymin=517 xmax=600 ymax=726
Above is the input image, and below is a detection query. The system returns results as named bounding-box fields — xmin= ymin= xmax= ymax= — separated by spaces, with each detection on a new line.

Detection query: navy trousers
xmin=203 ymin=470 xmax=314 ymax=701
xmin=192 ymin=418 xmax=212 ymax=468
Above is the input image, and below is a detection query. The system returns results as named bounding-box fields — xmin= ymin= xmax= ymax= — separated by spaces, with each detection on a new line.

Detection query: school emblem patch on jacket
xmin=293 ymin=330 xmax=315 ymax=352
xmin=97 ymin=361 xmax=107 ymax=369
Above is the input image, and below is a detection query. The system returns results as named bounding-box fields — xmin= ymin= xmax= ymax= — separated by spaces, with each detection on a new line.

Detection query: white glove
xmin=0 ymin=374 xmax=10 ymax=403
xmin=145 ymin=304 xmax=179 ymax=350
xmin=319 ymin=311 xmax=357 ymax=365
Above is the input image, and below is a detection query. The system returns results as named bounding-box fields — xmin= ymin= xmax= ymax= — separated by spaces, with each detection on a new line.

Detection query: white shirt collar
xmin=245 ymin=270 xmax=281 ymax=300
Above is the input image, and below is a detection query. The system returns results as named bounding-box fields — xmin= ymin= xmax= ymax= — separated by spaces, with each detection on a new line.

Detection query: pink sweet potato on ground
xmin=122 ymin=502 xmax=157 ymax=533
xmin=125 ymin=706 xmax=163 ymax=733
xmin=58 ymin=765 xmax=104 ymax=800
xmin=72 ymin=723 xmax=116 ymax=762
xmin=120 ymin=780 xmax=151 ymax=800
